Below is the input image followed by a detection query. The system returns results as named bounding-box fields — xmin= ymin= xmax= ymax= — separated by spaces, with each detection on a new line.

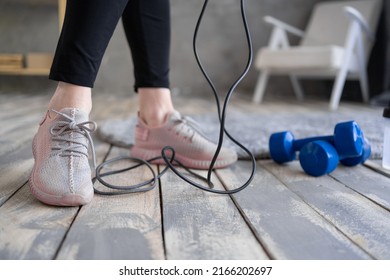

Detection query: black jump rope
xmin=94 ymin=0 xmax=256 ymax=195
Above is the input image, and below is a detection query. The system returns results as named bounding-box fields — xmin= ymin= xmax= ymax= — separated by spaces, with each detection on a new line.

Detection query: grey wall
xmin=0 ymin=0 xmax=336 ymax=98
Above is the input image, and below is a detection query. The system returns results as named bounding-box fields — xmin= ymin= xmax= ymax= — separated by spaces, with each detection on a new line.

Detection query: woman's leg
xmin=30 ymin=0 xmax=130 ymax=206
xmin=121 ymin=0 xmax=170 ymax=92
xmin=121 ymin=0 xmax=173 ymax=126
xmin=48 ymin=82 xmax=92 ymax=115
xmin=50 ymin=0 xmax=129 ymax=89
xmin=48 ymin=0 xmax=129 ymax=114
xmin=122 ymin=0 xmax=238 ymax=169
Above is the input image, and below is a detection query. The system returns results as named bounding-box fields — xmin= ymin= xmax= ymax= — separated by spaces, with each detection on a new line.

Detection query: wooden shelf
xmin=0 ymin=53 xmax=53 ymax=76
xmin=0 ymin=0 xmax=65 ymax=77
xmin=0 ymin=68 xmax=50 ymax=76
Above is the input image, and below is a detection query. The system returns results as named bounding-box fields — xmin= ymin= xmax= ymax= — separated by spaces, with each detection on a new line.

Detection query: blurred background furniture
xmin=252 ymin=0 xmax=382 ymax=110
xmin=0 ymin=0 xmax=65 ymax=76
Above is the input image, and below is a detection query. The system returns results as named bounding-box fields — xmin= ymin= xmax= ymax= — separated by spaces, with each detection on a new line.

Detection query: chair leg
xmin=358 ymin=70 xmax=369 ymax=103
xmin=329 ymin=66 xmax=349 ymax=110
xmin=329 ymin=21 xmax=360 ymax=110
xmin=356 ymin=33 xmax=369 ymax=103
xmin=289 ymin=76 xmax=304 ymax=101
xmin=253 ymin=71 xmax=269 ymax=104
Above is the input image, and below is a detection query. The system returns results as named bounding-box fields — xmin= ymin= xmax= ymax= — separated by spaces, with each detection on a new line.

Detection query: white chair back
xmin=301 ymin=0 xmax=382 ymax=54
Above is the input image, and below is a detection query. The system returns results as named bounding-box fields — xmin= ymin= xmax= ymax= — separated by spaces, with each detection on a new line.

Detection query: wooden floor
xmin=1 ymin=91 xmax=390 ymax=260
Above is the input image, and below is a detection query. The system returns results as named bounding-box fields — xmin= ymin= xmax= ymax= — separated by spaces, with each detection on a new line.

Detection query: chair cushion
xmin=255 ymin=45 xmax=358 ymax=73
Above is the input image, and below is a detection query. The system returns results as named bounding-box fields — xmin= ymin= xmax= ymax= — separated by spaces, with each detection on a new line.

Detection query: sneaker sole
xmin=29 ymin=178 xmax=93 ymax=206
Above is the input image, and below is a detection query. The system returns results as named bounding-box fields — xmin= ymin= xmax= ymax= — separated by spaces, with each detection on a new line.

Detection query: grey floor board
xmin=330 ymin=164 xmax=390 ymax=211
xmin=0 ymin=143 xmax=33 ymax=206
xmin=0 ymin=184 xmax=79 ymax=259
xmin=216 ymin=161 xmax=372 ymax=260
xmin=160 ymin=167 xmax=268 ymax=260
xmin=0 ymin=111 xmax=41 ymax=133
xmin=0 ymin=109 xmax=41 ymax=157
xmin=261 ymin=160 xmax=390 ymax=259
xmin=364 ymin=160 xmax=390 ymax=179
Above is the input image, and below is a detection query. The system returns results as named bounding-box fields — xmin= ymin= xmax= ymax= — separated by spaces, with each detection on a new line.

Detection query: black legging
xmin=49 ymin=0 xmax=170 ymax=91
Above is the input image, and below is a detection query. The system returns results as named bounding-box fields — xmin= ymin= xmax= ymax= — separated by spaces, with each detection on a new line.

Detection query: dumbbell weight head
xmin=333 ymin=121 xmax=364 ymax=157
xmin=269 ymin=131 xmax=296 ymax=164
xmin=340 ymin=137 xmax=371 ymax=166
xmin=299 ymin=140 xmax=339 ymax=177
xmin=299 ymin=137 xmax=371 ymax=177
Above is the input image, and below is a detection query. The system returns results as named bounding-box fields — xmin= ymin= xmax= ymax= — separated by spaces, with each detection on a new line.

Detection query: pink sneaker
xmin=130 ymin=111 xmax=237 ymax=169
xmin=29 ymin=108 xmax=96 ymax=206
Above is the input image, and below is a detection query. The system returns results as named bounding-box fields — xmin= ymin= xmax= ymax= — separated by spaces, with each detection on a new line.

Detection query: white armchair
xmin=252 ymin=0 xmax=382 ymax=110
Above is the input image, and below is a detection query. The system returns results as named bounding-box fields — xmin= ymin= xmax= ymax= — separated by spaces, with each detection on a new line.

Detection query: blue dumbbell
xmin=298 ymin=140 xmax=339 ymax=176
xmin=299 ymin=137 xmax=371 ymax=176
xmin=269 ymin=121 xmax=364 ymax=164
xmin=340 ymin=136 xmax=371 ymax=166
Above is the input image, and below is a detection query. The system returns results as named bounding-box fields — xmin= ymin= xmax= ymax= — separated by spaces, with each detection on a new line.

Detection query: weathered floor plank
xmin=0 ymin=96 xmax=46 ymax=206
xmin=0 ymin=184 xmax=79 ymax=259
xmin=330 ymin=164 xmax=390 ymax=211
xmin=0 ymin=101 xmax=43 ymax=157
xmin=56 ymin=146 xmax=164 ymax=260
xmin=364 ymin=160 xmax=390 ymax=179
xmin=216 ymin=161 xmax=372 ymax=260
xmin=261 ymin=160 xmax=390 ymax=259
xmin=160 ymin=167 xmax=268 ymax=260
xmin=0 ymin=144 xmax=33 ymax=206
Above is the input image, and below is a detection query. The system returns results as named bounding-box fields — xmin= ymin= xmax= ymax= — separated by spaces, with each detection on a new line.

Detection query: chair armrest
xmin=263 ymin=16 xmax=305 ymax=38
xmin=344 ymin=6 xmax=375 ymax=40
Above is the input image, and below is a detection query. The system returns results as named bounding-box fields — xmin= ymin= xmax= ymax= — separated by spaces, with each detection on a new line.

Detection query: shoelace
xmin=50 ymin=109 xmax=97 ymax=169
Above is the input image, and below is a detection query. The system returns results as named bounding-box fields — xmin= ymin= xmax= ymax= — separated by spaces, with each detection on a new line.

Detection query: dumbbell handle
xmin=293 ymin=135 xmax=334 ymax=151
xmin=293 ymin=126 xmax=363 ymax=158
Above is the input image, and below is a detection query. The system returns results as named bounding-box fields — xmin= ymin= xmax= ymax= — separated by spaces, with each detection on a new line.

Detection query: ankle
xmin=138 ymin=88 xmax=174 ymax=126
xmin=140 ymin=110 xmax=172 ymax=127
xmin=48 ymin=82 xmax=92 ymax=115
